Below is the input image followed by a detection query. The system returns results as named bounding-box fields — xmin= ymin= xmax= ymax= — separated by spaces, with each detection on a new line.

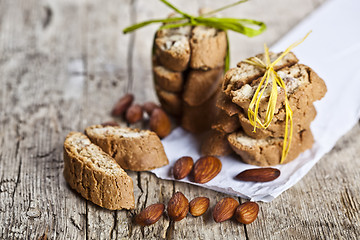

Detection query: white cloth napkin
xmin=151 ymin=0 xmax=360 ymax=202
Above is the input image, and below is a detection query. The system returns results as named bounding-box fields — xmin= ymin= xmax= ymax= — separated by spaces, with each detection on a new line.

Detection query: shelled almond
xmin=213 ymin=197 xmax=239 ymax=223
xmin=135 ymin=203 xmax=165 ymax=226
xmin=193 ymin=156 xmax=222 ymax=183
xmin=173 ymin=156 xmax=194 ymax=180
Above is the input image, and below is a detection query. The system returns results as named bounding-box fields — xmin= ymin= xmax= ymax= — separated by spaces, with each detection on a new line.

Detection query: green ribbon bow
xmin=123 ymin=0 xmax=266 ymax=37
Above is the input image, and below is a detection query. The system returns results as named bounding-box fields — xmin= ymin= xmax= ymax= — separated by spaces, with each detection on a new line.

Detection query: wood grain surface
xmin=1 ymin=0 xmax=359 ymax=239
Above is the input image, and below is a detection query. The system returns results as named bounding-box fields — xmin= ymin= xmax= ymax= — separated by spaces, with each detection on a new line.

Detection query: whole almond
xmin=143 ymin=101 xmax=159 ymax=116
xmin=135 ymin=203 xmax=165 ymax=226
xmin=111 ymin=93 xmax=134 ymax=117
xmin=213 ymin=197 xmax=239 ymax=223
xmin=173 ymin=156 xmax=194 ymax=180
xmin=150 ymin=108 xmax=171 ymax=139
xmin=189 ymin=197 xmax=210 ymax=217
xmin=193 ymin=156 xmax=222 ymax=184
xmin=126 ymin=104 xmax=143 ymax=124
xmin=101 ymin=121 xmax=119 ymax=127
xmin=236 ymin=168 xmax=280 ymax=182
xmin=167 ymin=192 xmax=189 ymax=221
xmin=235 ymin=201 xmax=259 ymax=224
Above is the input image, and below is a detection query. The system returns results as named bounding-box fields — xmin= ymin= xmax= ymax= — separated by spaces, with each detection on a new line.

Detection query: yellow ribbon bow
xmin=243 ymin=31 xmax=311 ymax=164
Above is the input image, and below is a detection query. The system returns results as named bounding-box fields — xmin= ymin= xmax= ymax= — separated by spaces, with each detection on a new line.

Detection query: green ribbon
xmin=123 ymin=0 xmax=266 ymax=37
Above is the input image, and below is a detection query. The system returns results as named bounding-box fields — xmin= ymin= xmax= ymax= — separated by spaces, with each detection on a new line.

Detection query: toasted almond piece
xmin=135 ymin=203 xmax=165 ymax=226
xmin=111 ymin=93 xmax=134 ymax=117
xmin=213 ymin=197 xmax=239 ymax=223
xmin=167 ymin=192 xmax=189 ymax=221
xmin=236 ymin=168 xmax=280 ymax=182
xmin=235 ymin=201 xmax=259 ymax=224
xmin=189 ymin=197 xmax=210 ymax=217
xmin=193 ymin=156 xmax=222 ymax=184
xmin=126 ymin=104 xmax=143 ymax=124
xmin=150 ymin=108 xmax=171 ymax=139
xmin=143 ymin=101 xmax=160 ymax=116
xmin=173 ymin=156 xmax=194 ymax=180
xmin=101 ymin=121 xmax=119 ymax=127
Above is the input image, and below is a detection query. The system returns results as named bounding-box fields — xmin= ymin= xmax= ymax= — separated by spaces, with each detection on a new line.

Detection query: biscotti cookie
xmin=85 ymin=125 xmax=169 ymax=171
xmin=155 ymin=25 xmax=191 ymax=72
xmin=216 ymin=91 xmax=242 ymax=117
xmin=63 ymin=132 xmax=135 ymax=210
xmin=238 ymin=104 xmax=317 ymax=139
xmin=230 ymin=64 xmax=327 ymax=119
xmin=155 ymin=85 xmax=182 ymax=116
xmin=189 ymin=26 xmax=227 ymax=70
xmin=227 ymin=128 xmax=314 ymax=166
xmin=212 ymin=109 xmax=241 ymax=134
xmin=222 ymin=52 xmax=299 ymax=96
xmin=181 ymin=90 xmax=219 ymax=133
xmin=183 ymin=67 xmax=223 ymax=106
xmin=201 ymin=130 xmax=233 ymax=156
xmin=153 ymin=64 xmax=183 ymax=92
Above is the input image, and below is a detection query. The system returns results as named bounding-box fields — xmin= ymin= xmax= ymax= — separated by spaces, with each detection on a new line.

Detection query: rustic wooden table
xmin=1 ymin=0 xmax=359 ymax=239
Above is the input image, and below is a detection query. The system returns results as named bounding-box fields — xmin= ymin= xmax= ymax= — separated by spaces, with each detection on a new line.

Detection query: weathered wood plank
xmin=0 ymin=0 xmax=90 ymax=239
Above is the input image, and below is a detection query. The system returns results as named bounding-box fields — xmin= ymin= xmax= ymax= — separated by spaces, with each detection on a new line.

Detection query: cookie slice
xmin=155 ymin=24 xmax=191 ymax=72
xmin=211 ymin=109 xmax=241 ymax=134
xmin=63 ymin=132 xmax=135 ymax=210
xmin=153 ymin=64 xmax=184 ymax=93
xmin=181 ymin=90 xmax=220 ymax=133
xmin=230 ymin=64 xmax=327 ymax=118
xmin=222 ymin=52 xmax=299 ymax=96
xmin=183 ymin=67 xmax=223 ymax=107
xmin=238 ymin=104 xmax=317 ymax=139
xmin=227 ymin=128 xmax=314 ymax=166
xmin=201 ymin=130 xmax=233 ymax=156
xmin=85 ymin=125 xmax=169 ymax=171
xmin=155 ymin=85 xmax=182 ymax=116
xmin=189 ymin=26 xmax=227 ymax=70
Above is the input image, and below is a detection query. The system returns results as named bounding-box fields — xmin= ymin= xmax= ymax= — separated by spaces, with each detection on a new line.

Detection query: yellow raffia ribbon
xmin=243 ymin=31 xmax=311 ymax=164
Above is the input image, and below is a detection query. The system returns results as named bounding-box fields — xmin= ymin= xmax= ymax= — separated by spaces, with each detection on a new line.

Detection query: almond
xmin=126 ymin=104 xmax=143 ymax=124
xmin=135 ymin=203 xmax=165 ymax=226
xmin=193 ymin=156 xmax=222 ymax=184
xmin=213 ymin=197 xmax=239 ymax=223
xmin=189 ymin=197 xmax=210 ymax=217
xmin=143 ymin=101 xmax=160 ymax=116
xmin=167 ymin=192 xmax=189 ymax=221
xmin=111 ymin=93 xmax=134 ymax=117
xmin=173 ymin=156 xmax=194 ymax=180
xmin=235 ymin=201 xmax=259 ymax=224
xmin=235 ymin=168 xmax=280 ymax=182
xmin=101 ymin=121 xmax=119 ymax=127
xmin=150 ymin=108 xmax=171 ymax=139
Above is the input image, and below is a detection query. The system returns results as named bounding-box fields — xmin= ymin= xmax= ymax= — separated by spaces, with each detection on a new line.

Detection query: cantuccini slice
xmin=155 ymin=85 xmax=182 ymax=116
xmin=201 ymin=130 xmax=233 ymax=156
xmin=230 ymin=64 xmax=327 ymax=118
xmin=212 ymin=109 xmax=241 ymax=134
xmin=238 ymin=104 xmax=317 ymax=139
xmin=189 ymin=26 xmax=227 ymax=70
xmin=181 ymin=90 xmax=220 ymax=133
xmin=85 ymin=125 xmax=169 ymax=171
xmin=63 ymin=132 xmax=135 ymax=210
xmin=153 ymin=64 xmax=184 ymax=93
xmin=222 ymin=52 xmax=299 ymax=96
xmin=155 ymin=25 xmax=191 ymax=72
xmin=183 ymin=67 xmax=223 ymax=106
xmin=227 ymin=129 xmax=314 ymax=166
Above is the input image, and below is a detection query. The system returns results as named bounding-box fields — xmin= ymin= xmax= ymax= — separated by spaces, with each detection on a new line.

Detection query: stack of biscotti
xmin=153 ymin=11 xmax=227 ymax=133
xmin=63 ymin=125 xmax=169 ymax=210
xmin=206 ymin=51 xmax=327 ymax=166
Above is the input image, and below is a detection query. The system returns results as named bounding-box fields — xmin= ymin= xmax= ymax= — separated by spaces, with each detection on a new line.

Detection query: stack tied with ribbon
xmin=205 ymin=33 xmax=327 ymax=165
xmin=124 ymin=0 xmax=266 ymax=133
